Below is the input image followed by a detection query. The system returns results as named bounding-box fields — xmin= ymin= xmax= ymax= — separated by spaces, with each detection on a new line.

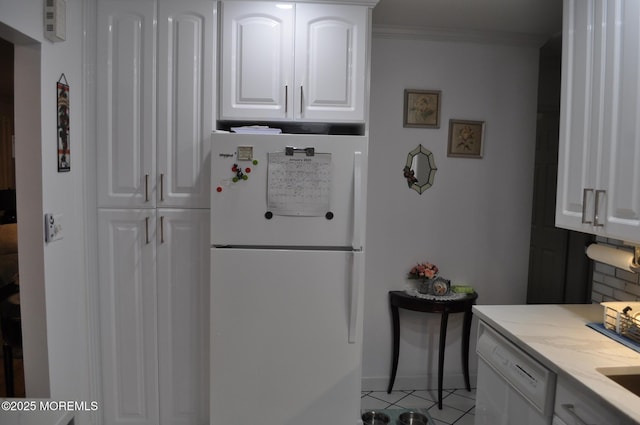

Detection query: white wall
xmin=0 ymin=0 xmax=92 ymax=420
xmin=362 ymin=35 xmax=540 ymax=390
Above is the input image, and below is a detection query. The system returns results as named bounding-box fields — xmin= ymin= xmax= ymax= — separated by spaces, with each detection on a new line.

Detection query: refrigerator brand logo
xmin=219 ymin=153 xmax=234 ymax=158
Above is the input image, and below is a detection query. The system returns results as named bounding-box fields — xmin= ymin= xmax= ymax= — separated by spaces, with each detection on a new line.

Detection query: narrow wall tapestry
xmin=57 ymin=74 xmax=70 ymax=172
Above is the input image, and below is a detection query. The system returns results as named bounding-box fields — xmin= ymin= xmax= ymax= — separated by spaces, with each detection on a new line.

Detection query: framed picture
xmin=403 ymin=89 xmax=441 ymax=128
xmin=447 ymin=119 xmax=485 ymax=158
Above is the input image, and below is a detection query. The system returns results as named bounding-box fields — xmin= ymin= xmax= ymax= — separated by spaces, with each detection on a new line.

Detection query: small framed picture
xmin=403 ymin=89 xmax=441 ymax=128
xmin=447 ymin=119 xmax=485 ymax=158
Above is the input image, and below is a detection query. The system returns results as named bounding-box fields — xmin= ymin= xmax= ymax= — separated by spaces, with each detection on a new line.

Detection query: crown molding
xmin=372 ymin=24 xmax=548 ymax=47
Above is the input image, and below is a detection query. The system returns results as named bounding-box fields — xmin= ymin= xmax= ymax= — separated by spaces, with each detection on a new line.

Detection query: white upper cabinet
xmin=219 ymin=1 xmax=368 ymax=122
xmin=556 ymin=0 xmax=640 ymax=243
xmin=97 ymin=0 xmax=213 ymax=209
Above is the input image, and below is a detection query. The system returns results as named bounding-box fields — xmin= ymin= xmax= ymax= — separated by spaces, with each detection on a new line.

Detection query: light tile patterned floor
xmin=361 ymin=388 xmax=475 ymax=425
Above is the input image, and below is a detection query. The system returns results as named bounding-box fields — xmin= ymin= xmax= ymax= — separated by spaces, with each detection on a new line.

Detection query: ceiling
xmin=371 ymin=0 xmax=563 ymax=41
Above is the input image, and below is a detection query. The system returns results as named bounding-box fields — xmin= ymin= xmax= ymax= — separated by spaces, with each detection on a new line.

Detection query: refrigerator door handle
xmin=348 ymin=251 xmax=364 ymax=344
xmin=352 ymin=151 xmax=363 ymax=251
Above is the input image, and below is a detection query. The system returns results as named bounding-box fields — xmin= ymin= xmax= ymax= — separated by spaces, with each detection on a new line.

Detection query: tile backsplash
xmin=591 ymin=237 xmax=640 ymax=303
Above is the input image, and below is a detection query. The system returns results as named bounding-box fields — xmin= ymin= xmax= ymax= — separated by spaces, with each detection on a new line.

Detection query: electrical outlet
xmin=44 ymin=213 xmax=64 ymax=242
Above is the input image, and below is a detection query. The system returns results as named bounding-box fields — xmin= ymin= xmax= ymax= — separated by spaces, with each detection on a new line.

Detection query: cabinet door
xmin=602 ymin=0 xmax=640 ymax=241
xmin=98 ymin=209 xmax=158 ymax=425
xmin=219 ymin=2 xmax=294 ymax=120
xmin=97 ymin=0 xmax=157 ymax=208
xmin=556 ymin=0 xmax=605 ymax=233
xmin=157 ymin=209 xmax=210 ymax=425
xmin=294 ymin=4 xmax=367 ymax=122
xmin=557 ymin=0 xmax=640 ymax=242
xmin=157 ymin=0 xmax=214 ymax=209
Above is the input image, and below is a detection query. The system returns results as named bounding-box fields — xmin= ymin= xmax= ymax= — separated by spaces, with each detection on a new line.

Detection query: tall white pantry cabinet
xmin=95 ymin=0 xmax=214 ymax=424
xmin=556 ymin=0 xmax=640 ymax=243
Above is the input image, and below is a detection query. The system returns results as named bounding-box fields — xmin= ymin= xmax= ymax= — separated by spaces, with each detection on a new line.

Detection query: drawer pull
xmin=561 ymin=404 xmax=592 ymax=425
xmin=285 ymin=85 xmax=288 ymax=113
xmin=581 ymin=188 xmax=593 ymax=224
xmin=145 ymin=174 xmax=150 ymax=202
xmin=594 ymin=189 xmax=605 ymax=226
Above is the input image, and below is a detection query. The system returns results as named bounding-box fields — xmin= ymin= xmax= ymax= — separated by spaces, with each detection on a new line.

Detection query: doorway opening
xmin=527 ymin=34 xmax=594 ymax=304
xmin=0 ymin=36 xmax=23 ymax=397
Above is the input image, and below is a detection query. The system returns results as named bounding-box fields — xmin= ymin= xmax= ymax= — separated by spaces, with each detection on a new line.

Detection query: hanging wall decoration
xmin=447 ymin=119 xmax=485 ymax=158
xmin=57 ymin=74 xmax=70 ymax=172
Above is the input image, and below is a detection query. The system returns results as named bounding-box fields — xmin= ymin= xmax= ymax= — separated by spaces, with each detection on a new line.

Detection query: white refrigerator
xmin=210 ymin=133 xmax=367 ymax=425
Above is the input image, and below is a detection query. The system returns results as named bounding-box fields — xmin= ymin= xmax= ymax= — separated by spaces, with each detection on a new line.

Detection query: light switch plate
xmin=44 ymin=213 xmax=63 ymax=242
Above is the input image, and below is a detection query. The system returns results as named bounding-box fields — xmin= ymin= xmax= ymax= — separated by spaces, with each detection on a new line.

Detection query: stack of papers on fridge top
xmin=230 ymin=125 xmax=282 ymax=134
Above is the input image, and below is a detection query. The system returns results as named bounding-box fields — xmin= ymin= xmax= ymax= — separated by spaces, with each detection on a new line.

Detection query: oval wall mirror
xmin=403 ymin=144 xmax=437 ymax=194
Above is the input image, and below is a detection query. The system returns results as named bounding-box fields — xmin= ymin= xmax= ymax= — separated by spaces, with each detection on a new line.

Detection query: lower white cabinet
xmin=554 ymin=375 xmax=634 ymax=425
xmin=98 ymin=209 xmax=209 ymax=425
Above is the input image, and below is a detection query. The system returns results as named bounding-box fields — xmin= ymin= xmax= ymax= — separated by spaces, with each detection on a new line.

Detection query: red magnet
xmin=216 ymin=186 xmax=223 ymax=192
xmin=245 ymin=167 xmax=252 ymax=173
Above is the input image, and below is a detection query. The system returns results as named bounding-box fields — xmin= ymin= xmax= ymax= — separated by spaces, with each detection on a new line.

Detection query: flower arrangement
xmin=408 ymin=261 xmax=439 ymax=281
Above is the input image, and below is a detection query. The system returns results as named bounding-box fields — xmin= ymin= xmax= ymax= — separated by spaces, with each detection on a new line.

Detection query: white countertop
xmin=473 ymin=304 xmax=640 ymax=424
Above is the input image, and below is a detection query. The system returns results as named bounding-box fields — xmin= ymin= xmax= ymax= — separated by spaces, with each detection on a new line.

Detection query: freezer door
xmin=211 ymin=133 xmax=367 ymax=248
xmin=210 ymin=248 xmax=364 ymax=425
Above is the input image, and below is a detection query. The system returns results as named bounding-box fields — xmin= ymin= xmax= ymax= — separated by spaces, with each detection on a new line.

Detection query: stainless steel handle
xmin=160 ymin=216 xmax=165 ymax=244
xmin=560 ymin=404 xmax=591 ymax=425
xmin=594 ymin=189 xmax=606 ymax=227
xmin=145 ymin=216 xmax=150 ymax=244
xmin=160 ymin=173 xmax=164 ymax=202
xmin=300 ymin=85 xmax=303 ymax=115
xmin=581 ymin=188 xmax=593 ymax=224
xmin=348 ymin=252 xmax=364 ymax=344
xmin=145 ymin=174 xmax=150 ymax=202
xmin=285 ymin=85 xmax=288 ymax=113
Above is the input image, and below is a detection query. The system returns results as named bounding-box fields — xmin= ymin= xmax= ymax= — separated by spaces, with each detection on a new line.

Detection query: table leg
xmin=462 ymin=308 xmax=473 ymax=392
xmin=437 ymin=312 xmax=449 ymax=409
xmin=387 ymin=304 xmax=400 ymax=393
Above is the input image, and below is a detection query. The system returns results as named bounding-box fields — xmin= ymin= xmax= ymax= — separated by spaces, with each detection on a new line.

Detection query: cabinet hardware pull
xmin=145 ymin=216 xmax=150 ymax=244
xmin=145 ymin=174 xmax=150 ymax=202
xmin=300 ymin=85 xmax=303 ymax=115
xmin=581 ymin=188 xmax=593 ymax=224
xmin=561 ymin=403 xmax=592 ymax=425
xmin=160 ymin=216 xmax=164 ymax=244
xmin=160 ymin=173 xmax=164 ymax=202
xmin=594 ymin=189 xmax=606 ymax=227
xmin=285 ymin=85 xmax=288 ymax=113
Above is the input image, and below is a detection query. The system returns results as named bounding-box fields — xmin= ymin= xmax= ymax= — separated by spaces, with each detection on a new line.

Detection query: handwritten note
xmin=267 ymin=152 xmax=332 ymax=216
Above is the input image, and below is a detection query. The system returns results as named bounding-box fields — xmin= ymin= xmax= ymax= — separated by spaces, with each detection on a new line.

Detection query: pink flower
xmin=408 ymin=262 xmax=439 ymax=280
